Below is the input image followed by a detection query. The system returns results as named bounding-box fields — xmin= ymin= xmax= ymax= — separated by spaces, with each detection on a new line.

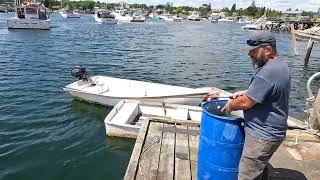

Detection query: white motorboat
xmin=63 ymin=67 xmax=225 ymax=107
xmin=161 ymin=15 xmax=181 ymax=22
xmin=95 ymin=9 xmax=117 ymax=24
xmin=7 ymin=1 xmax=50 ymax=30
xmin=113 ymin=9 xmax=132 ymax=23
xmin=242 ymin=17 xmax=270 ymax=30
xmin=218 ymin=18 xmax=233 ymax=22
xmin=59 ymin=9 xmax=80 ymax=18
xmin=188 ymin=11 xmax=201 ymax=21
xmin=104 ymin=100 xmax=244 ymax=138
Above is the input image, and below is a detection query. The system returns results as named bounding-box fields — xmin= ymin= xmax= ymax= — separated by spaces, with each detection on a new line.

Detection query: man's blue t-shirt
xmin=244 ymin=59 xmax=291 ymax=141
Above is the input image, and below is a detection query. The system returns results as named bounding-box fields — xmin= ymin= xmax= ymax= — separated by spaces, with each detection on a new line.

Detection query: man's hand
xmin=205 ymin=90 xmax=220 ymax=101
xmin=222 ymin=100 xmax=233 ymax=114
xmin=229 ymin=90 xmax=247 ymax=99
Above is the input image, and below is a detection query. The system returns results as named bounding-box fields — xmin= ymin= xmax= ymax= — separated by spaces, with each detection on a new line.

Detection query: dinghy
xmin=104 ymin=100 xmax=202 ymax=138
xmin=63 ymin=66 xmax=226 ymax=106
xmin=104 ymin=100 xmax=244 ymax=138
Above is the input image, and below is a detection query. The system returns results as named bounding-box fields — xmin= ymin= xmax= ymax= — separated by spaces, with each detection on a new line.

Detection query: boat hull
xmin=64 ymin=87 xmax=202 ymax=107
xmin=95 ymin=16 xmax=117 ymax=24
xmin=60 ymin=12 xmax=80 ymax=18
xmin=7 ymin=18 xmax=50 ymax=30
xmin=63 ymin=76 xmax=215 ymax=107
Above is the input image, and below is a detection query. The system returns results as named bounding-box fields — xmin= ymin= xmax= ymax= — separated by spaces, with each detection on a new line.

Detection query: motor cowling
xmin=71 ymin=66 xmax=87 ymax=80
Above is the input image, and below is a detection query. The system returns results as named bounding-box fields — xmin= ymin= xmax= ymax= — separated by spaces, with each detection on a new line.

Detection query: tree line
xmin=1 ymin=0 xmax=317 ymax=19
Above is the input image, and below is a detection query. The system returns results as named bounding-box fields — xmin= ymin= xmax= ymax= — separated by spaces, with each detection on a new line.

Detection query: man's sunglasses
xmin=247 ymin=40 xmax=272 ymax=46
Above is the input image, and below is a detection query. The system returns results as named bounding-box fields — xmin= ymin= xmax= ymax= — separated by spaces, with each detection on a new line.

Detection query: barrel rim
xmin=201 ymin=100 xmax=244 ymax=122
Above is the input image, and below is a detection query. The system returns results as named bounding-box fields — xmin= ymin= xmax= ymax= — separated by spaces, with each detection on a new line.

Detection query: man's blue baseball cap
xmin=247 ymin=31 xmax=277 ymax=49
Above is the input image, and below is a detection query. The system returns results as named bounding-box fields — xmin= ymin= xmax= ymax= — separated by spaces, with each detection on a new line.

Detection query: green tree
xmin=231 ymin=3 xmax=236 ymax=13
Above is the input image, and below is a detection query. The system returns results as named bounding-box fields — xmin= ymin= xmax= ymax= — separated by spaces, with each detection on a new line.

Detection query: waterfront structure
xmin=7 ymin=1 xmax=50 ymax=30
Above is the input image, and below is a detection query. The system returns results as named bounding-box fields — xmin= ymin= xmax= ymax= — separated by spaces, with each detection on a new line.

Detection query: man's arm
xmin=222 ymin=94 xmax=256 ymax=114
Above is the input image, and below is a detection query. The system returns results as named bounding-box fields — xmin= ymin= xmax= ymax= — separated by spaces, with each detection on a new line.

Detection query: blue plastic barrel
xmin=197 ymin=100 xmax=245 ymax=180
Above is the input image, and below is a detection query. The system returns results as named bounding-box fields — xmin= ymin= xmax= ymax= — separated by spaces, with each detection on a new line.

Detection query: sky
xmin=100 ymin=0 xmax=320 ymax=11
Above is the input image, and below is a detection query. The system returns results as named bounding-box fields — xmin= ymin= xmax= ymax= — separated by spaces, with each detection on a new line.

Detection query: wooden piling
xmin=304 ymin=38 xmax=315 ymax=67
xmin=290 ymin=24 xmax=299 ymax=56
xmin=308 ymin=89 xmax=320 ymax=130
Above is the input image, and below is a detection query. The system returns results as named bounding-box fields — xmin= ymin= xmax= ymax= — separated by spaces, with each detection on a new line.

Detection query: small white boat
xmin=218 ymin=18 xmax=233 ymax=22
xmin=104 ymin=100 xmax=203 ymax=138
xmin=95 ymin=9 xmax=117 ymax=24
xmin=104 ymin=100 xmax=244 ymax=138
xmin=7 ymin=2 xmax=50 ymax=30
xmin=63 ymin=67 xmax=224 ymax=107
xmin=188 ymin=11 xmax=201 ymax=21
xmin=59 ymin=9 xmax=80 ymax=18
xmin=242 ymin=17 xmax=270 ymax=30
xmin=161 ymin=15 xmax=181 ymax=22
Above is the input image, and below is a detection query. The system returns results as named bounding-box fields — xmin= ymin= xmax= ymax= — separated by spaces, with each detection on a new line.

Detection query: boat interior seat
xmin=111 ymin=103 xmax=139 ymax=125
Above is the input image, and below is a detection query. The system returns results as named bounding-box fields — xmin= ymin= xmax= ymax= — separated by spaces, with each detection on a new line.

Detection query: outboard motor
xmin=71 ymin=66 xmax=87 ymax=80
xmin=71 ymin=66 xmax=94 ymax=84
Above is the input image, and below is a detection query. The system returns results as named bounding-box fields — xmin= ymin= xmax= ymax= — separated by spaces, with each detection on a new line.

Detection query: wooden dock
xmin=124 ymin=118 xmax=200 ymax=180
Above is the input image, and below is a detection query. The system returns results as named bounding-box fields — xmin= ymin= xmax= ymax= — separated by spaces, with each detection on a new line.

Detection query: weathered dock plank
xmin=136 ymin=122 xmax=163 ymax=180
xmin=124 ymin=118 xmax=200 ymax=180
xmin=188 ymin=126 xmax=199 ymax=180
xmin=124 ymin=119 xmax=150 ymax=180
xmin=175 ymin=125 xmax=191 ymax=180
xmin=157 ymin=124 xmax=175 ymax=180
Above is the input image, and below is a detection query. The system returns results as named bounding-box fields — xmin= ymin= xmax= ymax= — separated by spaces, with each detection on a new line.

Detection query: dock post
xmin=290 ymin=24 xmax=299 ymax=56
xmin=308 ymin=89 xmax=320 ymax=130
xmin=304 ymin=38 xmax=315 ymax=67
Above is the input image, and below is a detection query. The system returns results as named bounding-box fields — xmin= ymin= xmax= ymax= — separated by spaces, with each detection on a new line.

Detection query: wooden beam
xmin=304 ymin=38 xmax=315 ymax=67
xmin=291 ymin=23 xmax=299 ymax=56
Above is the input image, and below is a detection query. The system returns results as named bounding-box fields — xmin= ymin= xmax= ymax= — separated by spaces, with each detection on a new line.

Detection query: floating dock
xmin=124 ymin=118 xmax=200 ymax=180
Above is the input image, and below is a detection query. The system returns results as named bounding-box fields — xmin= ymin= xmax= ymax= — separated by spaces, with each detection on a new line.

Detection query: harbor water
xmin=0 ymin=13 xmax=319 ymax=180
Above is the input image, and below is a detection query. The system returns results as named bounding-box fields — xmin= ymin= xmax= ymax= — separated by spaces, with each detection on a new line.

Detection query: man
xmin=221 ymin=31 xmax=291 ymax=180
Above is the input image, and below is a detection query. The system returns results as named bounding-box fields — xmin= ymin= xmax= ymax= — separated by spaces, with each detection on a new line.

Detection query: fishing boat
xmin=148 ymin=13 xmax=161 ymax=20
xmin=63 ymin=67 xmax=224 ymax=107
xmin=94 ymin=9 xmax=117 ymax=24
xmin=188 ymin=11 xmax=200 ymax=21
xmin=113 ymin=9 xmax=132 ymax=23
xmin=160 ymin=15 xmax=181 ymax=22
xmin=59 ymin=9 xmax=80 ymax=18
xmin=7 ymin=1 xmax=50 ymax=30
xmin=104 ymin=100 xmax=243 ymax=138
xmin=131 ymin=10 xmax=146 ymax=22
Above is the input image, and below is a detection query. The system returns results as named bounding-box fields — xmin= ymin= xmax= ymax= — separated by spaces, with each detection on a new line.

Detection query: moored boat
xmin=113 ymin=9 xmax=132 ymax=23
xmin=188 ymin=11 xmax=200 ymax=21
xmin=131 ymin=10 xmax=146 ymax=22
xmin=104 ymin=100 xmax=203 ymax=138
xmin=63 ymin=67 xmax=224 ymax=107
xmin=104 ymin=100 xmax=244 ymax=138
xmin=7 ymin=1 xmax=50 ymax=30
xmin=94 ymin=9 xmax=117 ymax=24
xmin=59 ymin=9 xmax=80 ymax=18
